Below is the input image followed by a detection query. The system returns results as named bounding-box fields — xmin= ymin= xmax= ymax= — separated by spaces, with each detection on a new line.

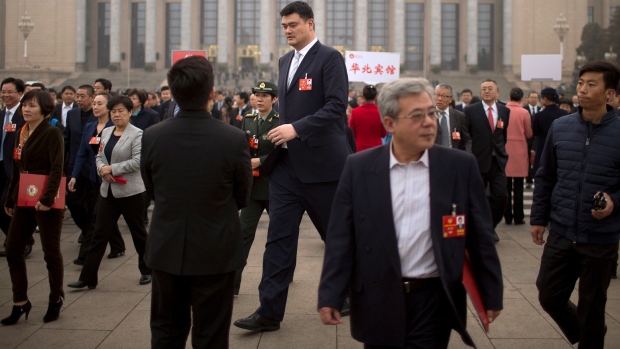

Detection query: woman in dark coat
xmin=1 ymin=90 xmax=65 ymax=325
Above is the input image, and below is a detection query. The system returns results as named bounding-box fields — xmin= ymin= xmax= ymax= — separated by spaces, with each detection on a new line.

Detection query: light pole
xmin=18 ymin=11 xmax=34 ymax=66
xmin=553 ymin=13 xmax=570 ymax=60
xmin=605 ymin=47 xmax=617 ymax=64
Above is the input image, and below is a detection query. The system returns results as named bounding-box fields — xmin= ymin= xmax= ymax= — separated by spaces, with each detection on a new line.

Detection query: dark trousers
xmin=480 ymin=157 xmax=508 ymax=229
xmin=537 ymin=232 xmax=618 ymax=348
xmin=234 ymin=198 xmax=269 ymax=292
xmin=526 ymin=137 xmax=534 ymax=184
xmin=77 ymin=181 xmax=125 ymax=260
xmin=504 ymin=177 xmax=524 ymax=224
xmin=151 ymin=269 xmax=235 ymax=349
xmin=363 ymin=280 xmax=452 ymax=349
xmin=257 ymin=151 xmax=338 ymax=321
xmin=6 ymin=207 xmax=64 ymax=303
xmin=66 ymin=174 xmax=91 ymax=233
xmin=79 ymin=192 xmax=150 ymax=285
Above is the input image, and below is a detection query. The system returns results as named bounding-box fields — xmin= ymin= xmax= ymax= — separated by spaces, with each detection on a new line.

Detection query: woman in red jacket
xmin=348 ymin=85 xmax=387 ymax=152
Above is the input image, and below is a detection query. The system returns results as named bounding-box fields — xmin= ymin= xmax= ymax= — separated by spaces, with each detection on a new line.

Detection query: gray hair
xmin=435 ymin=83 xmax=453 ymax=96
xmin=377 ymin=78 xmax=434 ymax=119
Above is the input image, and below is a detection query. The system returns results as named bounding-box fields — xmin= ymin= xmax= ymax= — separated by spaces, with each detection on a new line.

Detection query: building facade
xmin=0 ymin=0 xmax=618 ymax=78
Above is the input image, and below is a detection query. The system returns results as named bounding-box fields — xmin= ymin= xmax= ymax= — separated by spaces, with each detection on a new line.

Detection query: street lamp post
xmin=18 ymin=12 xmax=35 ymax=66
xmin=553 ymin=13 xmax=570 ymax=60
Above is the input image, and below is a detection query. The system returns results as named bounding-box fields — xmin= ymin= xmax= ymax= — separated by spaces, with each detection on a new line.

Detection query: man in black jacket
xmin=531 ymin=61 xmax=620 ymax=348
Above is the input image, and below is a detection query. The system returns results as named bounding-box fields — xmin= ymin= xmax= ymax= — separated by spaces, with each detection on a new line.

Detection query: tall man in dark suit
xmin=464 ymin=79 xmax=510 ymax=242
xmin=235 ymin=81 xmax=279 ymax=295
xmin=0 ymin=78 xmax=28 ymax=257
xmin=318 ymin=78 xmax=503 ymax=348
xmin=141 ymin=56 xmax=252 ymax=348
xmin=434 ymin=83 xmax=470 ymax=151
xmin=234 ymin=1 xmax=351 ymax=331
xmin=523 ymin=91 xmax=539 ymax=188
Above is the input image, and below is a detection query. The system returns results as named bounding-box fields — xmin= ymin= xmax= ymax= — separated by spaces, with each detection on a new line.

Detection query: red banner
xmin=171 ymin=50 xmax=208 ymax=66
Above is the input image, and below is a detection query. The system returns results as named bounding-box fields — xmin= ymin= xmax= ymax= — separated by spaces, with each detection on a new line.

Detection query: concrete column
xmin=429 ymin=0 xmax=441 ymax=66
xmin=393 ymin=0 xmax=405 ymax=61
xmin=313 ymin=0 xmax=326 ymax=43
xmin=355 ymin=0 xmax=367 ymax=50
xmin=467 ymin=0 xmax=478 ymax=67
xmin=145 ymin=0 xmax=156 ymax=64
xmin=502 ymin=0 xmax=512 ymax=68
xmin=603 ymin=0 xmax=611 ymax=28
xmin=110 ymin=0 xmax=121 ymax=66
xmin=260 ymin=0 xmax=271 ymax=65
xmin=75 ymin=0 xmax=87 ymax=71
xmin=217 ymin=0 xmax=228 ymax=65
xmin=181 ymin=0 xmax=192 ymax=50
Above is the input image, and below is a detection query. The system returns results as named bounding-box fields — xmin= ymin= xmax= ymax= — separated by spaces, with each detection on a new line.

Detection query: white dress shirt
xmin=483 ymin=101 xmax=498 ymax=128
xmin=62 ymin=102 xmax=74 ymax=126
xmin=389 ymin=145 xmax=438 ymax=278
xmin=283 ymin=37 xmax=318 ymax=149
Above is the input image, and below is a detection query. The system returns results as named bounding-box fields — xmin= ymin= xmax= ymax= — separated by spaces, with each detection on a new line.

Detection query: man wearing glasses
xmin=318 ymin=78 xmax=503 ymax=348
xmin=464 ymin=79 xmax=511 ymax=242
xmin=434 ymin=83 xmax=470 ymax=151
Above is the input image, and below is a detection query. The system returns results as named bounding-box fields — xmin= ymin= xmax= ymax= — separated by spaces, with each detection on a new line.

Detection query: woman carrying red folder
xmin=2 ymin=90 xmax=65 ymax=325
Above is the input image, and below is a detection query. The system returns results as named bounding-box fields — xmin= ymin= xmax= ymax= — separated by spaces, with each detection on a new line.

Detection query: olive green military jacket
xmin=241 ymin=109 xmax=278 ymax=201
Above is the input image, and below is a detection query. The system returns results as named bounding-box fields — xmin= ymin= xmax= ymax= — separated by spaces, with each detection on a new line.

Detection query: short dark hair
xmin=280 ymin=1 xmax=314 ymax=21
xmin=167 ymin=55 xmax=214 ymax=110
xmin=482 ymin=79 xmax=498 ymax=91
xmin=579 ymin=60 xmax=620 ymax=90
xmin=147 ymin=92 xmax=157 ymax=99
xmin=78 ymin=84 xmax=95 ymax=96
xmin=31 ymin=82 xmax=46 ymax=90
xmin=460 ymin=88 xmax=472 ymax=95
xmin=61 ymin=85 xmax=76 ymax=94
xmin=541 ymin=92 xmax=557 ymax=103
xmin=127 ymin=88 xmax=147 ymax=105
xmin=48 ymin=88 xmax=57 ymax=95
xmin=237 ymin=92 xmax=249 ymax=104
xmin=95 ymin=78 xmax=112 ymax=91
xmin=558 ymin=97 xmax=572 ymax=107
xmin=362 ymin=85 xmax=377 ymax=101
xmin=107 ymin=95 xmax=134 ymax=112
xmin=21 ymin=90 xmax=55 ymax=118
xmin=1 ymin=78 xmax=26 ymax=93
xmin=509 ymin=87 xmax=524 ymax=102
xmin=160 ymin=85 xmax=170 ymax=92
xmin=348 ymin=99 xmax=359 ymax=109
xmin=528 ymin=91 xmax=539 ymax=97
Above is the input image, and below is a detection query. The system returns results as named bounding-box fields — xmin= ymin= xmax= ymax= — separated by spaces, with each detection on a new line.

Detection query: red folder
xmin=17 ymin=174 xmax=66 ymax=209
xmin=462 ymin=251 xmax=490 ymax=332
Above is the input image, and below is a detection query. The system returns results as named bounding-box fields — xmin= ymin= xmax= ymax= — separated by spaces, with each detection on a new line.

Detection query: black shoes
xmin=78 ymin=233 xmax=85 ymax=244
xmin=139 ymin=275 xmax=152 ymax=285
xmin=493 ymin=231 xmax=500 ymax=243
xmin=341 ymin=297 xmax=351 ymax=317
xmin=43 ymin=298 xmax=63 ymax=323
xmin=1 ymin=301 xmax=32 ymax=325
xmin=0 ymin=250 xmax=5 ymax=257
xmin=73 ymin=258 xmax=84 ymax=266
xmin=67 ymin=280 xmax=97 ymax=289
xmin=108 ymin=250 xmax=125 ymax=259
xmin=234 ymin=312 xmax=281 ymax=331
xmin=23 ymin=244 xmax=33 ymax=258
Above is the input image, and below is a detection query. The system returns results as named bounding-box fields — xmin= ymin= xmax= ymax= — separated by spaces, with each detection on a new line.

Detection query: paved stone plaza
xmin=1 ymin=209 xmax=619 ymax=348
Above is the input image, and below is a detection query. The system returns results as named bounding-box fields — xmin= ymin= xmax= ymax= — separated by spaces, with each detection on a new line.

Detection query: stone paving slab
xmin=0 ymin=213 xmax=618 ymax=348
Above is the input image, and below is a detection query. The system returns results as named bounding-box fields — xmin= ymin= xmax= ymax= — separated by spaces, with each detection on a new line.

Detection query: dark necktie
xmin=440 ymin=112 xmax=450 ymax=147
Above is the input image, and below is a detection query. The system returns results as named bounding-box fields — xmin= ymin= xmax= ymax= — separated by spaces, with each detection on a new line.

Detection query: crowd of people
xmin=1 ymin=1 xmax=619 ymax=349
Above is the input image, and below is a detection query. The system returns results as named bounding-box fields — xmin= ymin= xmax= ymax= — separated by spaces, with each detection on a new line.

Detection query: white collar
xmin=389 ymin=142 xmax=430 ymax=168
xmin=295 ymin=37 xmax=318 ymax=58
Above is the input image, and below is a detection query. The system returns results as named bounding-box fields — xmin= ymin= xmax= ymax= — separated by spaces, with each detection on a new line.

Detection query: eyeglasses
xmin=435 ymin=94 xmax=452 ymax=99
xmin=1 ymin=90 xmax=17 ymax=95
xmin=397 ymin=107 xmax=439 ymax=123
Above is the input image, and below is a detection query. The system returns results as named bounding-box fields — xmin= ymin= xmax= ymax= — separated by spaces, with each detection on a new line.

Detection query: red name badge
xmin=236 ymin=114 xmax=243 ymax=121
xmin=452 ymin=131 xmax=461 ymax=140
xmin=5 ymin=124 xmax=16 ymax=132
xmin=497 ymin=119 xmax=504 ymax=129
xmin=249 ymin=136 xmax=258 ymax=150
xmin=13 ymin=147 xmax=21 ymax=160
xmin=89 ymin=137 xmax=101 ymax=145
xmin=299 ymin=78 xmax=312 ymax=91
xmin=443 ymin=214 xmax=466 ymax=238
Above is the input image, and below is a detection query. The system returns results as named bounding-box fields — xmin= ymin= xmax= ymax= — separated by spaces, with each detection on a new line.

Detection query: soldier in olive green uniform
xmin=235 ymin=81 xmax=279 ymax=295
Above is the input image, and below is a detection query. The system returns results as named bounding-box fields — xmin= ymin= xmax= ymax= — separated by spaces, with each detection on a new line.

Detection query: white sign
xmin=521 ymin=55 xmax=562 ymax=81
xmin=345 ymin=51 xmax=400 ymax=83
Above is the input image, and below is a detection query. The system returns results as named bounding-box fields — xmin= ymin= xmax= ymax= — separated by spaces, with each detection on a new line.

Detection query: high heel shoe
xmin=0 ymin=301 xmax=32 ymax=325
xmin=43 ymin=297 xmax=63 ymax=323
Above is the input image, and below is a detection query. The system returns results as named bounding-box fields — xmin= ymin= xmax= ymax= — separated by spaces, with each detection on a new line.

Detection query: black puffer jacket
xmin=531 ymin=106 xmax=620 ymax=244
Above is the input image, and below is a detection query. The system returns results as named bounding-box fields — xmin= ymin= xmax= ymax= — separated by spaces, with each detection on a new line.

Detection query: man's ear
xmin=209 ymin=87 xmax=215 ymax=100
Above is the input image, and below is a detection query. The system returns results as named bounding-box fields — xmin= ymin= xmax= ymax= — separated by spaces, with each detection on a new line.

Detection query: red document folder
xmin=17 ymin=174 xmax=66 ymax=209
xmin=462 ymin=251 xmax=490 ymax=332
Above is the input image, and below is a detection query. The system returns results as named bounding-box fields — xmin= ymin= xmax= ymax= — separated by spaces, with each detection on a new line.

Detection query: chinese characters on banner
xmin=171 ymin=50 xmax=208 ymax=66
xmin=345 ymin=51 xmax=400 ymax=83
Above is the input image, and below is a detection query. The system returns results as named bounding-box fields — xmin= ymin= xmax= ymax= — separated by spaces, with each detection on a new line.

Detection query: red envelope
xmin=113 ymin=176 xmax=127 ymax=185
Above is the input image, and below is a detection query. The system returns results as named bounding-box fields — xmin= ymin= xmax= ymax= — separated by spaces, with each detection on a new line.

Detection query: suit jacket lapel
xmin=286 ymin=41 xmax=320 ymax=93
xmin=365 ymin=144 xmax=402 ymax=277
xmin=428 ymin=146 xmax=455 ymax=274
